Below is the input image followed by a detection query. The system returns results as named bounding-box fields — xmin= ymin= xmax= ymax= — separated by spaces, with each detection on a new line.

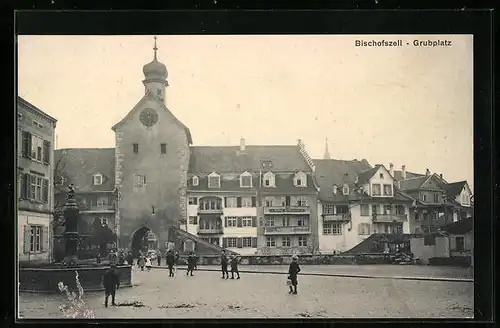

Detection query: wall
xmin=318 ymin=203 xmax=374 ymax=253
xmin=363 ymin=166 xmax=394 ymax=197
xmin=18 ymin=211 xmax=51 ymax=262
xmin=114 ymin=96 xmax=190 ymax=249
xmin=457 ymin=186 xmax=472 ymax=207
xmin=410 ymin=236 xmax=449 ymax=264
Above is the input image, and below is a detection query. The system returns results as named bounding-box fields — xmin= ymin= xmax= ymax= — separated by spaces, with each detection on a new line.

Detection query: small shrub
xmin=57 ymin=271 xmax=95 ymax=318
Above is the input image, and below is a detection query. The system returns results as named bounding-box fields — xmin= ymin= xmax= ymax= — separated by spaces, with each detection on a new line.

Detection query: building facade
xmin=17 ymin=97 xmax=57 ymax=263
xmin=314 ymin=160 xmax=414 ymax=253
xmin=185 ymin=139 xmax=319 ymax=256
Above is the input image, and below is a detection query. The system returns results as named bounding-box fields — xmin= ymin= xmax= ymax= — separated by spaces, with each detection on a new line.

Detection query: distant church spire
xmin=323 ymin=138 xmax=331 ymax=159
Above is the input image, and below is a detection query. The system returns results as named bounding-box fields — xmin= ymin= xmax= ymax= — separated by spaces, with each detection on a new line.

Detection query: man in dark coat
xmin=166 ymin=249 xmax=175 ymax=277
xmin=126 ymin=251 xmax=133 ymax=265
xmin=156 ymin=250 xmax=162 ymax=266
xmin=230 ymin=254 xmax=240 ymax=279
xmin=220 ymin=250 xmax=229 ymax=279
xmin=103 ymin=264 xmax=120 ymax=307
xmin=287 ymin=254 xmax=301 ymax=294
xmin=186 ymin=251 xmax=197 ymax=276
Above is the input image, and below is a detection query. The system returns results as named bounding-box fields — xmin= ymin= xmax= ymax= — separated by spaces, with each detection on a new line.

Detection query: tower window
xmin=133 ymin=143 xmax=139 ymax=154
xmin=157 ymin=89 xmax=162 ymax=96
xmin=160 ymin=143 xmax=166 ymax=154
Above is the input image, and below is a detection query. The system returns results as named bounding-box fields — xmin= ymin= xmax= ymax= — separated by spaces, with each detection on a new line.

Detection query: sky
xmin=17 ymin=35 xmax=474 ymax=188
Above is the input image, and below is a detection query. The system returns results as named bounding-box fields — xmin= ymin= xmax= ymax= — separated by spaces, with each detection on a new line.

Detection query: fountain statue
xmin=61 ymin=184 xmax=81 ymax=267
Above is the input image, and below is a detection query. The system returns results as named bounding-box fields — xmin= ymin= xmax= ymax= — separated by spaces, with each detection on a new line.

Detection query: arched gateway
xmin=130 ymin=226 xmax=159 ymax=257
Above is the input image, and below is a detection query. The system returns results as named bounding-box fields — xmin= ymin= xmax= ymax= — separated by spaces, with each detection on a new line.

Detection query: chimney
xmin=240 ymin=138 xmax=246 ymax=151
xmin=297 ymin=138 xmax=303 ymax=147
xmin=425 ymin=168 xmax=430 ymax=176
xmin=389 ymin=163 xmax=394 ymax=176
xmin=440 ymin=173 xmax=443 ymax=179
xmin=401 ymin=165 xmax=406 ymax=179
xmin=333 ymin=185 xmax=337 ymax=194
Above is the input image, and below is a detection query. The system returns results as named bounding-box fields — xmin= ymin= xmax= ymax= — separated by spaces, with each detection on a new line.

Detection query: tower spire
xmin=323 ymin=138 xmax=331 ymax=159
xmin=153 ymin=36 xmax=158 ymax=60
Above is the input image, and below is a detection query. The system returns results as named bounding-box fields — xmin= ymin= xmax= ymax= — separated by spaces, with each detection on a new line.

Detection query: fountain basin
xmin=19 ymin=264 xmax=132 ymax=293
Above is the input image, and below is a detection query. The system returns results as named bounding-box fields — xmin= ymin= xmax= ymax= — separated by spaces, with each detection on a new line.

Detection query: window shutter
xmin=236 ymin=197 xmax=242 ymax=208
xmin=251 ymin=237 xmax=257 ymax=248
xmin=20 ymin=173 xmax=27 ymax=199
xmin=23 ymin=226 xmax=31 ymax=254
xmin=42 ymin=179 xmax=49 ymax=203
xmin=43 ymin=141 xmax=50 ymax=164
xmin=450 ymin=236 xmax=456 ymax=250
xmin=224 ymin=197 xmax=227 ymax=207
xmin=194 ymin=217 xmax=198 ymax=225
xmin=251 ymin=196 xmax=256 ymax=207
xmin=22 ymin=131 xmax=31 ymax=158
xmin=237 ymin=237 xmax=243 ymax=248
xmin=224 ymin=217 xmax=228 ymax=227
xmin=237 ymin=217 xmax=242 ymax=227
xmin=222 ymin=238 xmax=228 ymax=248
xmin=357 ymin=223 xmax=362 ymax=234
xmin=42 ymin=225 xmax=49 ymax=252
xmin=252 ymin=216 xmax=257 ymax=227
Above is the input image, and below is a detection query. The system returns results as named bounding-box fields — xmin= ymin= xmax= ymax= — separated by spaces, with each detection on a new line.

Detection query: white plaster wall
xmin=410 ymin=236 xmax=449 ymax=264
xmin=223 ymin=207 xmax=257 ymax=217
xmin=226 ymin=247 xmax=257 ymax=255
xmin=364 ymin=166 xmax=395 ymax=197
xmin=18 ymin=211 xmax=51 ymax=262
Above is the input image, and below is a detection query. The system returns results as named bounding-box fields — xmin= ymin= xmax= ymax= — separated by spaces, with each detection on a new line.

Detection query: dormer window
xmin=342 ymin=184 xmax=349 ymax=195
xmin=208 ymin=172 xmax=220 ymax=188
xmin=93 ymin=173 xmax=103 ymax=186
xmin=333 ymin=185 xmax=338 ymax=194
xmin=263 ymin=171 xmax=275 ymax=187
xmin=192 ymin=176 xmax=199 ymax=187
xmin=240 ymin=171 xmax=253 ymax=188
xmin=294 ymin=171 xmax=307 ymax=187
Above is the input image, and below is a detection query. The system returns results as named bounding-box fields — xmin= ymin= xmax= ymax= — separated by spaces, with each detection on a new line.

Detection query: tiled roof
xmin=18 ymin=96 xmax=58 ymax=123
xmin=188 ymin=145 xmax=311 ymax=174
xmin=188 ymin=174 xmax=317 ymax=194
xmin=446 ymin=181 xmax=467 ymax=199
xmin=54 ymin=148 xmax=115 ymax=193
xmin=398 ymin=176 xmax=429 ymax=191
xmin=441 ymin=216 xmax=473 ymax=235
xmin=356 ymin=166 xmax=380 ymax=185
xmin=313 ymin=159 xmax=372 ymax=202
xmin=393 ymin=170 xmax=425 ymax=181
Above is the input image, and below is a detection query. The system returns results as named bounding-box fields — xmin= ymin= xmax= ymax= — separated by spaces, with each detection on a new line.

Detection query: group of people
xmin=97 ymin=248 xmax=134 ymax=266
xmin=102 ymin=249 xmax=303 ymax=307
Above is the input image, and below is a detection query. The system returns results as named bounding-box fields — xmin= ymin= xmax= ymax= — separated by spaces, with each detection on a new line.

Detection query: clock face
xmin=140 ymin=108 xmax=158 ymax=127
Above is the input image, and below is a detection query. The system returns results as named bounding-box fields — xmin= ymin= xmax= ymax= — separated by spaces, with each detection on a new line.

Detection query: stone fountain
xmin=18 ymin=185 xmax=132 ymax=293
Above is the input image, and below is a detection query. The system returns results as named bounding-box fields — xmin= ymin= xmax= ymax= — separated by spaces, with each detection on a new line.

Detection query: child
xmin=287 ymin=254 xmax=301 ymax=294
xmin=145 ymin=256 xmax=152 ymax=271
xmin=230 ymin=255 xmax=240 ymax=279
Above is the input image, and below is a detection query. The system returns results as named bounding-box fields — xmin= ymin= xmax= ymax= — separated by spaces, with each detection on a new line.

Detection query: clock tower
xmin=142 ymin=36 xmax=168 ymax=103
xmin=111 ymin=36 xmax=192 ymax=254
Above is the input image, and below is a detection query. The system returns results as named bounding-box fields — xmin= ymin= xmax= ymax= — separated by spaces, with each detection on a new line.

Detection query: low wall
xmin=428 ymin=256 xmax=471 ymax=268
xmin=176 ymin=254 xmax=394 ymax=265
xmin=19 ymin=265 xmax=132 ymax=293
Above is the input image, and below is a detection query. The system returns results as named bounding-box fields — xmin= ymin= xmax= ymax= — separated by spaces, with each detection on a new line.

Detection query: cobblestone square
xmin=18 ymin=266 xmax=473 ymax=319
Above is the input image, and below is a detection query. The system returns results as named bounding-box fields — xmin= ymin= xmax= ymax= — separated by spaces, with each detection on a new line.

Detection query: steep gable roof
xmin=54 ymin=148 xmax=115 ymax=193
xmin=356 ymin=165 xmax=381 ymax=185
xmin=18 ymin=96 xmax=58 ymax=123
xmin=313 ymin=158 xmax=372 ymax=202
xmin=446 ymin=181 xmax=468 ymax=199
xmin=189 ymin=145 xmax=311 ymax=173
xmin=398 ymin=176 xmax=428 ymax=191
xmin=441 ymin=216 xmax=473 ymax=235
xmin=111 ymin=92 xmax=192 ymax=144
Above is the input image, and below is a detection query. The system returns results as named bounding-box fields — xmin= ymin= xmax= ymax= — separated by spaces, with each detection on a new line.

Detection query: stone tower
xmin=112 ymin=36 xmax=192 ymax=251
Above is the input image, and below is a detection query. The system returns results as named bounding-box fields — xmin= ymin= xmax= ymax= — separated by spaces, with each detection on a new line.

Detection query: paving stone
xmin=18 ymin=266 xmax=473 ymax=319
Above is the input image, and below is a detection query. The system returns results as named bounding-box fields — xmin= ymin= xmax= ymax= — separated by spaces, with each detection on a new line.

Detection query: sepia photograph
xmin=17 ymin=34 xmax=473 ymax=319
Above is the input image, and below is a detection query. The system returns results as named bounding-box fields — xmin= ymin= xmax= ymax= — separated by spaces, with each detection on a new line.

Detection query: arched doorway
xmin=130 ymin=227 xmax=159 ymax=258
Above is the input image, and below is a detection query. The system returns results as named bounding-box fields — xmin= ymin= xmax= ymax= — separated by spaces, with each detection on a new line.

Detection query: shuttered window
xmin=252 ymin=217 xmax=257 ymax=227
xmin=23 ymin=226 xmax=31 ymax=254
xmin=42 ymin=141 xmax=50 ymax=164
xmin=236 ymin=237 xmax=243 ymax=248
xmin=42 ymin=226 xmax=49 ymax=251
xmin=30 ymin=225 xmax=42 ymax=252
xmin=251 ymin=237 xmax=257 ymax=248
xmin=21 ymin=131 xmax=31 ymax=158
xmin=236 ymin=197 xmax=242 ymax=208
xmin=20 ymin=173 xmax=28 ymax=199
xmin=42 ymin=179 xmax=49 ymax=202
xmin=251 ymin=197 xmax=256 ymax=207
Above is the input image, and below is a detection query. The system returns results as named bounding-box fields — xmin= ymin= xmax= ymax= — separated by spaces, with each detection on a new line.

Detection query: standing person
xmin=174 ymin=250 xmax=180 ymax=273
xmin=126 ymin=251 xmax=133 ymax=265
xmin=287 ymin=254 xmax=301 ymax=295
xmin=138 ymin=255 xmax=145 ymax=271
xmin=230 ymin=255 xmax=240 ymax=279
xmin=220 ymin=250 xmax=229 ymax=279
xmin=145 ymin=256 xmax=152 ymax=271
xmin=103 ymin=264 xmax=120 ymax=308
xmin=186 ymin=251 xmax=196 ymax=276
xmin=166 ymin=249 xmax=175 ymax=277
xmin=156 ymin=250 xmax=162 ymax=266
xmin=96 ymin=251 xmax=101 ymax=264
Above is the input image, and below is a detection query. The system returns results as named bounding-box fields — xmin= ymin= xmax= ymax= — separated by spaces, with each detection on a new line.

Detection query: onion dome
xmin=143 ymin=36 xmax=168 ymax=79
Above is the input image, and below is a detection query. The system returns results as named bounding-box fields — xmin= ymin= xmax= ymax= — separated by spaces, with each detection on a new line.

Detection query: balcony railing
xmin=197 ymin=227 xmax=224 ymax=234
xmin=79 ymin=205 xmax=115 ymax=213
xmin=264 ymin=225 xmax=311 ymax=235
xmin=372 ymin=214 xmax=407 ymax=223
xmin=198 ymin=208 xmax=223 ymax=215
xmin=264 ymin=206 xmax=310 ymax=215
xmin=322 ymin=212 xmax=351 ymax=221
